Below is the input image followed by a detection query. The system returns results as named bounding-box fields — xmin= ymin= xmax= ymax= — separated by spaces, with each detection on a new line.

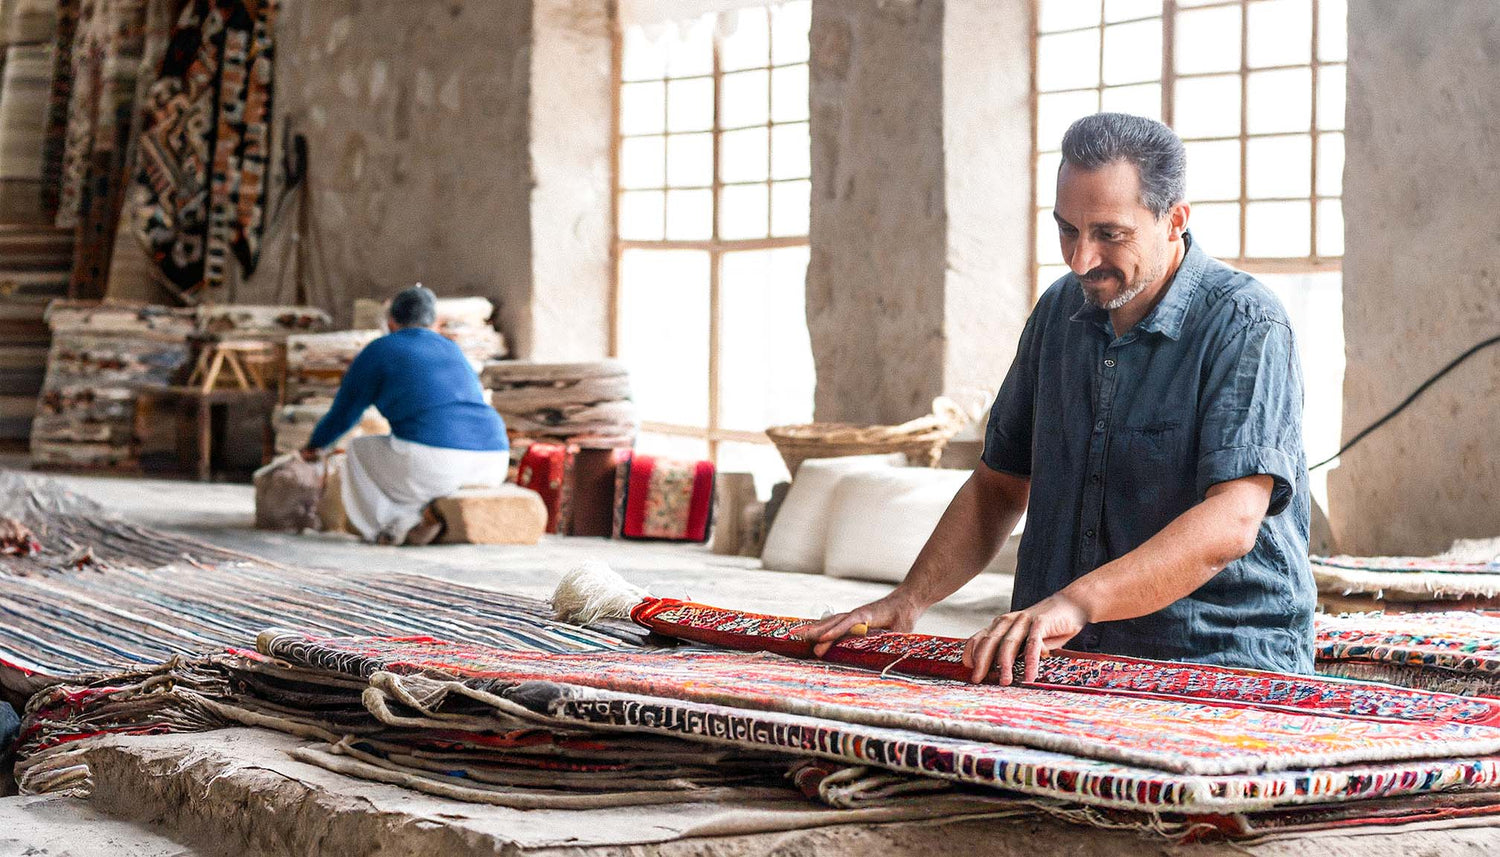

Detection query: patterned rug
xmin=1316 ymin=611 xmax=1500 ymax=697
xmin=1312 ymin=553 xmax=1500 ymax=604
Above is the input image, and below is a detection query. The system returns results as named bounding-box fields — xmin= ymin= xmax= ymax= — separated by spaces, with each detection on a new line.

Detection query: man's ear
xmin=1166 ymin=201 xmax=1191 ymax=242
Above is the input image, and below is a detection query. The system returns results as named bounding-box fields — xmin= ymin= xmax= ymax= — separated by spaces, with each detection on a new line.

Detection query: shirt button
xmin=1094 ymin=420 xmax=1105 ymax=432
xmin=1084 ymin=528 xmax=1096 ymax=539
xmin=1090 ymin=473 xmax=1101 ymax=484
xmin=1103 ymin=358 xmax=1116 ymax=368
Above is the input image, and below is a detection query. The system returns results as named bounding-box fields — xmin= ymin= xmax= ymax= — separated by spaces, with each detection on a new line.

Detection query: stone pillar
xmin=807 ymin=0 xmax=1032 ymax=425
xmin=1328 ymin=0 xmax=1500 ymax=554
xmin=230 ymin=0 xmax=612 ymax=361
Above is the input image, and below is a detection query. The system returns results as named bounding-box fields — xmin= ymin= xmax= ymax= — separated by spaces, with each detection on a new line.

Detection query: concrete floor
xmin=5 ymin=473 xmax=1500 ymax=855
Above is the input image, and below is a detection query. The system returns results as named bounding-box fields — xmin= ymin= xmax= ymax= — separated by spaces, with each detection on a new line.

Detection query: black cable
xmin=1310 ymin=333 xmax=1500 ymax=470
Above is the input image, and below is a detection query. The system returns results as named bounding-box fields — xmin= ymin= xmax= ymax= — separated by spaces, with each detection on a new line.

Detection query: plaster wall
xmin=808 ymin=0 xmax=1032 ymax=425
xmin=1329 ymin=0 xmax=1500 ymax=553
xmin=229 ymin=0 xmax=612 ymax=360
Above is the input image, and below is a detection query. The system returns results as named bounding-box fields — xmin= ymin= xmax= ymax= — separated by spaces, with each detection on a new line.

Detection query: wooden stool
xmin=134 ymin=386 xmax=276 ymax=481
xmin=187 ymin=340 xmax=279 ymax=392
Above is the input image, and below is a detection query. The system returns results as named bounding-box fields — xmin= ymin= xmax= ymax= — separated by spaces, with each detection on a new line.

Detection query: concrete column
xmin=1328 ymin=0 xmax=1500 ymax=554
xmin=807 ymin=0 xmax=1032 ymax=425
xmin=229 ymin=0 xmax=612 ymax=361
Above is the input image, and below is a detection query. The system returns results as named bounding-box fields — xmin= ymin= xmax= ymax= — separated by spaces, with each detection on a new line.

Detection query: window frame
xmin=1029 ymin=0 xmax=1346 ymax=301
xmin=610 ymin=9 xmax=812 ymax=460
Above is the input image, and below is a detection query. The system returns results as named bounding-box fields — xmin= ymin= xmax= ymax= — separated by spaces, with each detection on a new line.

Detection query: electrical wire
xmin=1309 ymin=333 xmax=1500 ymax=470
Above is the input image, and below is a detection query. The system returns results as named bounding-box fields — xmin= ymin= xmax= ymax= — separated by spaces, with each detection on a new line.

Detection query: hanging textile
xmin=37 ymin=0 xmax=77 ymax=219
xmin=129 ymin=0 xmax=275 ymax=303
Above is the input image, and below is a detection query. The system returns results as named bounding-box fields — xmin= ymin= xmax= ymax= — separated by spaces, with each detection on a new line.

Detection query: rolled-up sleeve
xmin=1196 ymin=318 xmax=1303 ymax=514
xmin=982 ymin=312 xmax=1040 ymax=477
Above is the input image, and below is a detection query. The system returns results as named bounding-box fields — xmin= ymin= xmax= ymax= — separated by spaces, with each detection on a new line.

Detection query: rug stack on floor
xmin=274 ymin=328 xmax=384 ymax=453
xmin=1313 ymin=547 xmax=1500 ymax=613
xmin=28 ymin=300 xmax=193 ymax=469
xmin=0 ymin=225 xmax=76 ymax=446
xmin=0 ymin=0 xmax=58 ymax=223
xmin=485 ymin=360 xmax=638 ymax=457
xmin=1316 ymin=610 xmax=1500 ymax=697
xmin=352 ymin=296 xmax=507 ymax=370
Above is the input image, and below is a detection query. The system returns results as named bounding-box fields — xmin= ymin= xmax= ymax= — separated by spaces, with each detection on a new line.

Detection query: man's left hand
xmin=962 ymin=592 xmax=1090 ymax=685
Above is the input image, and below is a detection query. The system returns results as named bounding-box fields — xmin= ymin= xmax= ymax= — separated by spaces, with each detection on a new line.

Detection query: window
xmin=1033 ymin=0 xmax=1346 ymax=504
xmin=615 ymin=4 xmax=815 ymax=496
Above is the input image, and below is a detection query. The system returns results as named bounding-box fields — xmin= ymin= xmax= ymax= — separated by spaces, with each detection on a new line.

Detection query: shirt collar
xmin=1068 ymin=230 xmax=1206 ymax=341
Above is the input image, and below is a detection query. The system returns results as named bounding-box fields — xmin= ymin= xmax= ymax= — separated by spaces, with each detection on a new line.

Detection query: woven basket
xmin=767 ymin=397 xmax=969 ymax=477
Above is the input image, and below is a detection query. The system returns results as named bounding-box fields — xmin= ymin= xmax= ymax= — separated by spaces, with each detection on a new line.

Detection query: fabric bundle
xmin=1315 ymin=610 xmax=1500 ymax=697
xmin=484 ymin=359 xmax=638 ymax=453
xmin=1313 ymin=549 xmax=1500 ymax=613
xmin=352 ymin=296 xmax=508 ymax=370
xmin=612 ymin=452 xmax=715 ymax=542
xmin=128 ymin=0 xmax=276 ymax=303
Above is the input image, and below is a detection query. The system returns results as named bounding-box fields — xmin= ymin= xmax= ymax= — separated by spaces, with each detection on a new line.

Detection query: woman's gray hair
xmin=1060 ymin=113 xmax=1186 ymax=219
xmin=389 ymin=284 xmax=437 ymax=328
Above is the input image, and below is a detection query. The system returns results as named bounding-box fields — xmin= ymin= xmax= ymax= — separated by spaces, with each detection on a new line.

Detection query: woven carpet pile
xmin=1316 ymin=610 xmax=1500 ymax=698
xmin=1313 ymin=549 xmax=1500 ymax=606
xmin=8 ymin=473 xmax=1500 ymax=840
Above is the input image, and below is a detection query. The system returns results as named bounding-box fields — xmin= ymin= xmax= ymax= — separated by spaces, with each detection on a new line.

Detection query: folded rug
xmin=1316 ymin=610 xmax=1500 ymax=697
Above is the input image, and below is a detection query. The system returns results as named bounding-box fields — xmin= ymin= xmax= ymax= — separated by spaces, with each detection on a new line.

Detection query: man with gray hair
xmin=302 ymin=284 xmax=509 ymax=544
xmin=807 ymin=113 xmax=1312 ymax=680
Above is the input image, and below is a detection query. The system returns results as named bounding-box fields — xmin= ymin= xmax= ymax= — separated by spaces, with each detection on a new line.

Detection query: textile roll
xmin=485 ymin=359 xmax=637 ymax=450
xmin=38 ymin=0 xmax=78 ymax=219
xmin=612 ymin=452 xmax=715 ymax=542
xmin=0 ymin=43 xmax=56 ymax=222
xmin=351 ymin=296 xmax=508 ymax=369
xmin=195 ymin=304 xmax=331 ymax=341
xmin=515 ymin=441 xmax=566 ymax=534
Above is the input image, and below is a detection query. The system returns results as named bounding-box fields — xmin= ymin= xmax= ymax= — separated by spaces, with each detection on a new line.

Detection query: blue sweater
xmin=308 ymin=327 xmax=508 ymax=452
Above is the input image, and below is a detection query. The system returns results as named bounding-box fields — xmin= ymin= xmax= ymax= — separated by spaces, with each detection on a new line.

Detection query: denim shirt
xmin=982 ymin=233 xmax=1314 ymax=674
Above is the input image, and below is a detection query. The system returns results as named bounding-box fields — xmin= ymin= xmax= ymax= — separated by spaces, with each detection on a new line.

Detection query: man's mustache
xmin=1080 ymin=268 xmax=1122 ymax=284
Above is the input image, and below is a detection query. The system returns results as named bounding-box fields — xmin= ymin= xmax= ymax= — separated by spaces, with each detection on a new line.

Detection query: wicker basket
xmin=766 ymin=397 xmax=969 ymax=477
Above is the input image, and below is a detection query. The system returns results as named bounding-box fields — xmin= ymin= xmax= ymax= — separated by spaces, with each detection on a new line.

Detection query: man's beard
xmin=1080 ymin=256 xmax=1168 ymax=311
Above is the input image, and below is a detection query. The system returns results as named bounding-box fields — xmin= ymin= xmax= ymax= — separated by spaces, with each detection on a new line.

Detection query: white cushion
xmin=759 ymin=454 xmax=906 ymax=574
xmin=823 ymin=467 xmax=1022 ymax=583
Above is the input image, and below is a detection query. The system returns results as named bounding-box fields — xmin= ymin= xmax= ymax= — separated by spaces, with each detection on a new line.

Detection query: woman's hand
xmin=798 ymin=591 xmax=925 ymax=657
xmin=962 ymin=592 xmax=1089 ymax=685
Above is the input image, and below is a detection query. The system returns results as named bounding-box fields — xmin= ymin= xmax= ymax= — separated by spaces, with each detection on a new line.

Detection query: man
xmin=301 ymin=285 xmax=509 ymax=545
xmin=804 ymin=113 xmax=1312 ymax=682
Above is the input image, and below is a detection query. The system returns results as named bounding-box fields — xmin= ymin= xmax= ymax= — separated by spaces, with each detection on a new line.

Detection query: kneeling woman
xmin=301 ymin=285 xmax=508 ymax=545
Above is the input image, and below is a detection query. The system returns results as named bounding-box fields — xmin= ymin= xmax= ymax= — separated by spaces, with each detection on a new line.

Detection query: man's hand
xmin=298 ymin=446 xmax=321 ymax=462
xmin=799 ymin=592 xmax=924 ymax=657
xmin=963 ymin=592 xmax=1089 ymax=685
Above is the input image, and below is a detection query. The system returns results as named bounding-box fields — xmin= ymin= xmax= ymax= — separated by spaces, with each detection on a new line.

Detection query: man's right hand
xmin=798 ymin=591 xmax=924 ymax=657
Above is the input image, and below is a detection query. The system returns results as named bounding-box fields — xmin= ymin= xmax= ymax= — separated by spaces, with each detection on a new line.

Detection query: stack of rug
xmin=28 ymin=299 xmax=193 ymax=469
xmin=274 ymin=328 xmax=385 ymax=453
xmin=1313 ymin=547 xmax=1500 ymax=613
xmin=351 ymin=295 xmax=508 ymax=370
xmin=0 ymin=0 xmax=57 ymax=223
xmin=0 ymin=226 xmax=78 ymax=444
xmin=485 ymin=359 xmax=638 ymax=454
xmin=1316 ymin=610 xmax=1500 ymax=698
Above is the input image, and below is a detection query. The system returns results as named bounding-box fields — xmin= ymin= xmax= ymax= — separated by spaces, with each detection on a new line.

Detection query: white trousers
xmin=340 ymin=435 xmax=508 ymax=543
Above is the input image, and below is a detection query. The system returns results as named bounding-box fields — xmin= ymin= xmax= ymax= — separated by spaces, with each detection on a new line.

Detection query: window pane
xmin=771 ymin=1 xmax=812 ymax=65
xmin=1103 ymin=19 xmax=1160 ymax=85
xmin=620 ymin=135 xmax=665 ymax=189
xmin=721 ymin=7 xmax=770 ymax=72
xmin=665 ymin=188 xmax=712 ymax=240
xmin=1037 ymin=264 xmax=1071 ymax=296
xmin=721 ymin=127 xmax=769 ymax=183
xmin=1184 ymin=139 xmax=1239 ymax=202
xmin=618 ymin=250 xmax=710 ymax=427
xmin=1316 ymin=131 xmax=1343 ymax=197
xmin=1247 ymin=67 xmax=1312 ymax=134
xmin=1175 ymin=5 xmax=1240 ymax=75
xmin=720 ymin=183 xmax=770 ymax=239
xmin=1101 ymin=83 xmax=1161 ymax=120
xmin=721 ymin=69 xmax=769 ymax=128
xmin=719 ymin=247 xmax=815 ymax=433
xmin=1036 ymin=208 xmax=1065 ymax=266
xmin=1318 ymin=0 xmax=1347 ymax=62
xmin=770 ymin=180 xmax=810 ymax=237
xmin=620 ymin=81 xmax=665 ymax=135
xmin=1246 ymin=134 xmax=1312 ymax=199
xmin=666 ymin=133 xmax=712 ymax=187
xmin=1036 ymin=151 xmax=1063 ymax=207
xmin=618 ymin=190 xmax=664 ymax=240
xmin=1037 ymin=90 xmax=1099 ymax=149
xmin=1173 ymin=75 xmax=1239 ymax=138
xmin=1039 ymin=0 xmax=1102 ymax=34
xmin=635 ymin=432 xmax=710 ymax=461
xmin=667 ymin=77 xmax=713 ymax=132
xmin=771 ymin=64 xmax=810 ymax=122
xmin=665 ymin=19 xmax=713 ymax=77
xmin=1188 ymin=202 xmax=1239 ymax=257
xmin=1037 ymin=29 xmax=1102 ymax=92
xmin=770 ymin=122 xmax=810 ymax=180
xmin=1316 ymin=198 xmax=1343 ymax=257
xmin=1247 ymin=0 xmax=1311 ymax=68
xmin=717 ymin=441 xmax=791 ymax=501
xmin=621 ymin=26 xmax=667 ymax=82
xmin=1259 ymin=270 xmax=1343 ymax=504
xmin=1105 ymin=0 xmax=1160 ymax=22
xmin=1317 ymin=64 xmax=1345 ymax=130
xmin=1245 ymin=200 xmax=1311 ymax=257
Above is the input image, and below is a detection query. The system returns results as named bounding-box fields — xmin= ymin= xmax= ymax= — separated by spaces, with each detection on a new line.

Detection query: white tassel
xmin=551 ymin=561 xmax=649 ymax=624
